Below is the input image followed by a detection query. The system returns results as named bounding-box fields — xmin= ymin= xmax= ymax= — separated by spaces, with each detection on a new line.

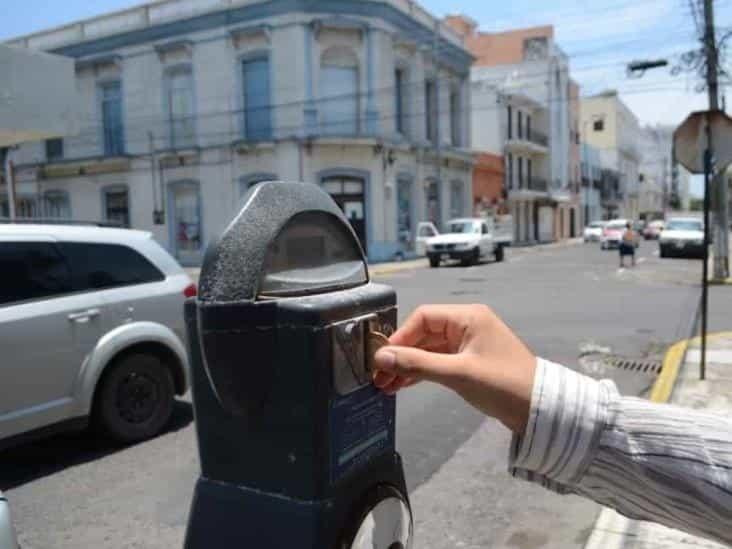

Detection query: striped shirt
xmin=509 ymin=358 xmax=732 ymax=545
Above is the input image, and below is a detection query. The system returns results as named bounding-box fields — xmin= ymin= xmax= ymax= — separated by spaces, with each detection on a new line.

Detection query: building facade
xmin=580 ymin=90 xmax=642 ymax=220
xmin=445 ymin=18 xmax=580 ymax=243
xmin=3 ymin=0 xmax=474 ymax=264
xmin=580 ymin=143 xmax=603 ymax=223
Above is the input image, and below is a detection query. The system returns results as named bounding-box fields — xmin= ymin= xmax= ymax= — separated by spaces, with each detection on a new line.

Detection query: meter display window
xmin=258 ymin=211 xmax=367 ymax=297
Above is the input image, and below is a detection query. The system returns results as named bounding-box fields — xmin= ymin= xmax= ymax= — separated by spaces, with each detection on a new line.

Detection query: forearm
xmin=509 ymin=359 xmax=732 ymax=545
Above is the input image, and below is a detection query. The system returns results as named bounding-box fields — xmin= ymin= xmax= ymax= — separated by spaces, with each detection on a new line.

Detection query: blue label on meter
xmin=330 ymin=385 xmax=394 ymax=483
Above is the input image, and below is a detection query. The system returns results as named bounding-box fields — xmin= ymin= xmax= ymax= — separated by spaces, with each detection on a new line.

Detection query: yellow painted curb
xmin=649 ymin=331 xmax=732 ymax=403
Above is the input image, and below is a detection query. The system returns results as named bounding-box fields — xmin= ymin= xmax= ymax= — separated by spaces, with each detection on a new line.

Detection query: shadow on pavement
xmin=0 ymin=400 xmax=193 ymax=491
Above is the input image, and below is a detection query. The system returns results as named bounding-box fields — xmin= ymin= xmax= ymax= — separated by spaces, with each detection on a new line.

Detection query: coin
xmin=366 ymin=331 xmax=389 ymax=372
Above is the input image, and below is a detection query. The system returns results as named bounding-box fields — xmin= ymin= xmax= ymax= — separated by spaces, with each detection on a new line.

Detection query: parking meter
xmin=183 ymin=181 xmax=412 ymax=548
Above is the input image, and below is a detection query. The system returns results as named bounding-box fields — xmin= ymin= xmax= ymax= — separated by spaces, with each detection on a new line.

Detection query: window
xmin=320 ymin=48 xmax=358 ymax=136
xmin=425 ymin=179 xmax=440 ymax=227
xmin=166 ymin=66 xmax=196 ymax=148
xmin=507 ymin=153 xmax=513 ymax=189
xmin=43 ymin=191 xmax=70 ymax=219
xmin=395 ymin=68 xmax=406 ymax=135
xmin=523 ymin=37 xmax=548 ymax=60
xmin=100 ymin=81 xmax=124 ymax=156
xmin=527 ymin=115 xmax=532 ymax=140
xmin=527 ymin=158 xmax=532 ymax=185
xmin=507 ymin=105 xmax=512 ymax=139
xmin=242 ymin=56 xmax=272 ymax=140
xmin=518 ymin=111 xmax=523 ymax=139
xmin=518 ymin=157 xmax=524 ymax=188
xmin=450 ymin=180 xmax=463 ymax=218
xmin=397 ymin=178 xmax=412 ymax=246
xmin=593 ymin=118 xmax=604 ymax=132
xmin=59 ymin=243 xmax=164 ymax=291
xmin=103 ymin=187 xmax=129 ymax=226
xmin=45 ymin=139 xmax=63 ymax=162
xmin=425 ymin=79 xmax=437 ymax=143
xmin=450 ymin=87 xmax=461 ymax=146
xmin=0 ymin=242 xmax=71 ymax=305
xmin=171 ymin=182 xmax=201 ymax=253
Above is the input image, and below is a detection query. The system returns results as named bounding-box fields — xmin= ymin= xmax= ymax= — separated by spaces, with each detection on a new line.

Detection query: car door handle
xmin=67 ymin=308 xmax=100 ymax=322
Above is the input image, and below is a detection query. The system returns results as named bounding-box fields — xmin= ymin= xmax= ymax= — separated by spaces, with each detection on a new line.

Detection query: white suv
xmin=0 ymin=224 xmax=193 ymax=449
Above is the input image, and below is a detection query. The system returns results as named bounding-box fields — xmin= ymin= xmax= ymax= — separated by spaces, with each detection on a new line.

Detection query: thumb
xmin=373 ymin=345 xmax=465 ymax=386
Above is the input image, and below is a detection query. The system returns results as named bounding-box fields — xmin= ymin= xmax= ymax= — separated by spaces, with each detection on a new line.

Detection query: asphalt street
xmin=3 ymin=240 xmax=730 ymax=548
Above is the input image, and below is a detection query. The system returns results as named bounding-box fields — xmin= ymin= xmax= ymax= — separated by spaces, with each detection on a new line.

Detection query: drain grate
xmin=602 ymin=356 xmax=662 ymax=374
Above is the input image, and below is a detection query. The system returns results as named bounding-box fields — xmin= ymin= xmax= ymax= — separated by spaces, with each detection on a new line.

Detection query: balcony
xmin=505 ymin=129 xmax=549 ymax=155
xmin=527 ymin=176 xmax=548 ymax=192
xmin=507 ymin=176 xmax=549 ymax=198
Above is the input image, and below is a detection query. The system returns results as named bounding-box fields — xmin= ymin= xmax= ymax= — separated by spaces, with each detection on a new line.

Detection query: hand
xmin=372 ymin=304 xmax=536 ymax=434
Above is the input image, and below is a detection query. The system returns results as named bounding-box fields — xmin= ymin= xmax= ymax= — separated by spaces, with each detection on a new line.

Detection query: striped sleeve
xmin=508 ymin=358 xmax=732 ymax=545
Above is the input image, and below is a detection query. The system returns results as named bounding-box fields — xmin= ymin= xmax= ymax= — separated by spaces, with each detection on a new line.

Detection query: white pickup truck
xmin=419 ymin=216 xmax=514 ymax=268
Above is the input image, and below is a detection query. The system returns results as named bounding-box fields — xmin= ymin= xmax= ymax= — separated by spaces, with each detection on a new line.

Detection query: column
xmin=303 ymin=23 xmax=317 ymax=135
xmin=365 ymin=27 xmax=380 ymax=134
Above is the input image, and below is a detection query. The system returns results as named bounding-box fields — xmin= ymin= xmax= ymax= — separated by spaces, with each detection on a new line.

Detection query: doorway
xmin=322 ymin=176 xmax=367 ymax=254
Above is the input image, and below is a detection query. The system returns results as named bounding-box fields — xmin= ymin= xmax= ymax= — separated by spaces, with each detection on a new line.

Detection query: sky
xmin=3 ymin=0 xmax=729 ymax=195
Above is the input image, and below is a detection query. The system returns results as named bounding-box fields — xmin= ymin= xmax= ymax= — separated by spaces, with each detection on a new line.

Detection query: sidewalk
xmin=584 ymin=332 xmax=732 ymax=549
xmin=184 ymin=238 xmax=583 ymax=281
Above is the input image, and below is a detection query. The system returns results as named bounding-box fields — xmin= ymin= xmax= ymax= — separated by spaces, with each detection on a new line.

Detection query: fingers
xmin=389 ymin=305 xmax=472 ymax=352
xmin=373 ymin=345 xmax=465 ymax=387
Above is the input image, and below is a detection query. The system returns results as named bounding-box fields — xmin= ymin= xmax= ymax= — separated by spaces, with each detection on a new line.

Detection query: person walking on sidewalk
xmin=372 ymin=304 xmax=732 ymax=546
xmin=619 ymin=221 xmax=636 ymax=267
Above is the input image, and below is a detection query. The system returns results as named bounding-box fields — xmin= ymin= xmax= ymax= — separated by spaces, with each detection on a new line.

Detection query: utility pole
xmin=704 ymin=0 xmax=729 ymax=279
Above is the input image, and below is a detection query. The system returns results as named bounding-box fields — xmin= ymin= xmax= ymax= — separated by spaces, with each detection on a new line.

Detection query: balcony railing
xmin=527 ymin=176 xmax=548 ymax=192
xmin=526 ymin=129 xmax=548 ymax=147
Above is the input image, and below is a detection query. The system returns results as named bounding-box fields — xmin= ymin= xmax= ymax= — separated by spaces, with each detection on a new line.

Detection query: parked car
xmin=415 ymin=221 xmax=439 ymax=256
xmin=643 ymin=219 xmax=665 ymax=240
xmin=600 ymin=219 xmax=640 ymax=250
xmin=583 ymin=221 xmax=607 ymax=242
xmin=659 ymin=217 xmax=705 ymax=259
xmin=424 ymin=217 xmax=513 ymax=267
xmin=0 ymin=491 xmax=19 ymax=549
xmin=0 ymin=224 xmax=194 ymax=450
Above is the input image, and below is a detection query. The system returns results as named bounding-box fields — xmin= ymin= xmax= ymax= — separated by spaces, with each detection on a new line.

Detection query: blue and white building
xmin=3 ymin=0 xmax=474 ymax=264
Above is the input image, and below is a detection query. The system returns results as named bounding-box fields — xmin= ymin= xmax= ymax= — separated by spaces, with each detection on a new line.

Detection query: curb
xmin=369 ymin=259 xmax=427 ymax=276
xmin=584 ymin=331 xmax=732 ymax=548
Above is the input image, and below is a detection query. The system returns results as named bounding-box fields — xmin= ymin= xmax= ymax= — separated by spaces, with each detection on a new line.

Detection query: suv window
xmin=0 ymin=241 xmax=71 ymax=305
xmin=59 ymin=242 xmax=165 ymax=291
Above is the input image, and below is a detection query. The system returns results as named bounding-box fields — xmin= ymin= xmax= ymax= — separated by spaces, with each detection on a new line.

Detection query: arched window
xmin=164 ymin=65 xmax=196 ymax=149
xmin=320 ymin=47 xmax=359 ymax=135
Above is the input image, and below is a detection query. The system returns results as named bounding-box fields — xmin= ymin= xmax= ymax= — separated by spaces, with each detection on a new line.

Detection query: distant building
xmin=580 ymin=90 xmax=642 ymax=220
xmin=581 ymin=143 xmax=603 ymax=222
xmin=445 ymin=17 xmax=580 ymax=243
xmin=3 ymin=0 xmax=474 ymax=264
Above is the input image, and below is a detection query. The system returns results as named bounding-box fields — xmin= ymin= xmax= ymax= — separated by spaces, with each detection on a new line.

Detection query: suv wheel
xmin=95 ymin=353 xmax=174 ymax=444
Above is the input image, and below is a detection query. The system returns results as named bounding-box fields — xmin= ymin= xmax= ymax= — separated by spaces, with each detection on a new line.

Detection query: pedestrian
xmin=372 ymin=304 xmax=732 ymax=545
xmin=619 ymin=221 xmax=636 ymax=267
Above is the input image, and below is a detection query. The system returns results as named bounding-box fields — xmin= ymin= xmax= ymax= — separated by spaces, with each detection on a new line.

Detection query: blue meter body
xmin=184 ymin=181 xmax=412 ymax=548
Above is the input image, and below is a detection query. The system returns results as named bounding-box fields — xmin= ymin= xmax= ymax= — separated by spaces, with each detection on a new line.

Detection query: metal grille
xmin=602 ymin=356 xmax=663 ymax=375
